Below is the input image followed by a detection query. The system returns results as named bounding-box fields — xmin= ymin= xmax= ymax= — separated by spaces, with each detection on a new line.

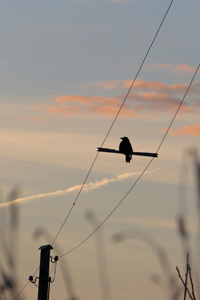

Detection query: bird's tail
xmin=125 ymin=154 xmax=132 ymax=163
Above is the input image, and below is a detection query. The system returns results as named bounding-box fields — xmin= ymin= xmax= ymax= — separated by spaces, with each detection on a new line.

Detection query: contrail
xmin=0 ymin=164 xmax=179 ymax=208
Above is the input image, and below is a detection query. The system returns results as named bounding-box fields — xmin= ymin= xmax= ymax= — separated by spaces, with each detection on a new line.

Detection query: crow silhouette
xmin=119 ymin=137 xmax=133 ymax=163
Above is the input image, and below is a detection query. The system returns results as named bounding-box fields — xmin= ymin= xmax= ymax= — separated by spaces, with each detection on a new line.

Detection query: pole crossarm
xmin=97 ymin=147 xmax=158 ymax=158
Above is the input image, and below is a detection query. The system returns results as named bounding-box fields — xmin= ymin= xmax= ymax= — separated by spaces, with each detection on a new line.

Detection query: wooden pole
xmin=38 ymin=244 xmax=53 ymax=300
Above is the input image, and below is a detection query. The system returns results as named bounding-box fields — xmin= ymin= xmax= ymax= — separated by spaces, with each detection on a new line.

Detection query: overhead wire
xmin=59 ymin=63 xmax=200 ymax=258
xmin=13 ymin=1 xmax=176 ymax=297
xmin=51 ymin=0 xmax=175 ymax=246
xmin=156 ymin=64 xmax=200 ymax=153
xmin=13 ymin=264 xmax=40 ymax=299
xmin=13 ymin=0 xmax=180 ymax=297
xmin=13 ymin=281 xmax=30 ymax=300
xmin=60 ymin=157 xmax=154 ymax=257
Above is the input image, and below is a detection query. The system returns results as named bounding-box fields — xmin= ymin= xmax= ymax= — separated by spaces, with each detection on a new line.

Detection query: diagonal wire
xmin=59 ymin=157 xmax=154 ymax=257
xmin=59 ymin=63 xmax=200 ymax=258
xmin=14 ymin=64 xmax=199 ymax=298
xmin=14 ymin=1 xmax=176 ymax=298
xmin=51 ymin=0 xmax=175 ymax=246
xmin=156 ymin=64 xmax=200 ymax=153
xmin=100 ymin=0 xmax=174 ymax=147
xmin=51 ymin=153 xmax=99 ymax=245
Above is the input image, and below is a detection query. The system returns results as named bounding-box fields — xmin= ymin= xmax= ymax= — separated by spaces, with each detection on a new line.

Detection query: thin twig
xmin=176 ymin=266 xmax=194 ymax=300
xmin=188 ymin=264 xmax=196 ymax=300
xmin=184 ymin=253 xmax=189 ymax=300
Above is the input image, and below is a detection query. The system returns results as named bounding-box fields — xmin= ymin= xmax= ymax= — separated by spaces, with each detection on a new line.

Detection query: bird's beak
xmin=120 ymin=137 xmax=123 ymax=140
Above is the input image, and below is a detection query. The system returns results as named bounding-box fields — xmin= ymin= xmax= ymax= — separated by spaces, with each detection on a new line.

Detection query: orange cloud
xmin=128 ymin=91 xmax=194 ymax=113
xmin=83 ymin=78 xmax=200 ymax=113
xmin=36 ymin=77 xmax=199 ymax=118
xmin=89 ymin=78 xmax=190 ymax=95
xmin=144 ymin=63 xmax=196 ymax=76
xmin=170 ymin=124 xmax=200 ymax=136
xmin=133 ymin=80 xmax=189 ymax=95
xmin=37 ymin=90 xmax=193 ymax=119
xmin=171 ymin=65 xmax=197 ymax=75
xmin=43 ymin=95 xmax=136 ymax=118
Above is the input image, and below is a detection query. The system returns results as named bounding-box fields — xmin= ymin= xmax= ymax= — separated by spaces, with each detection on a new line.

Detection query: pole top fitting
xmin=38 ymin=244 xmax=53 ymax=251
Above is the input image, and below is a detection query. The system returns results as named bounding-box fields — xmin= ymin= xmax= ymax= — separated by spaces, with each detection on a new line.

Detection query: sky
xmin=0 ymin=0 xmax=200 ymax=299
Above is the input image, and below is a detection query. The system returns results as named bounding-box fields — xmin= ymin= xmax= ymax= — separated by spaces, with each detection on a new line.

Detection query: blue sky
xmin=0 ymin=0 xmax=200 ymax=299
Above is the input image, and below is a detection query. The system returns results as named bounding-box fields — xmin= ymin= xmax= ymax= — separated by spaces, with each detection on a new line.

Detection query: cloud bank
xmin=170 ymin=124 xmax=200 ymax=137
xmin=36 ymin=70 xmax=199 ymax=119
xmin=36 ymin=95 xmax=136 ymax=118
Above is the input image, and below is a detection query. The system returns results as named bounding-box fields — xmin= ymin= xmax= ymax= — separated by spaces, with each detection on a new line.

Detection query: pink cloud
xmin=83 ymin=78 xmax=200 ymax=114
xmin=36 ymin=76 xmax=199 ymax=119
xmin=86 ymin=79 xmax=195 ymax=112
xmin=171 ymin=65 xmax=197 ymax=75
xmin=128 ymin=91 xmax=193 ymax=113
xmin=42 ymin=95 xmax=137 ymax=118
xmin=133 ymin=80 xmax=188 ymax=95
xmin=170 ymin=124 xmax=200 ymax=136
xmin=90 ymin=78 xmax=189 ymax=95
xmin=144 ymin=63 xmax=196 ymax=76
xmin=36 ymin=90 xmax=193 ymax=119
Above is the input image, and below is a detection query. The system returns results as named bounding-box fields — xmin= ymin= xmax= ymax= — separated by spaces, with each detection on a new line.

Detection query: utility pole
xmin=37 ymin=244 xmax=53 ymax=300
xmin=29 ymin=244 xmax=58 ymax=299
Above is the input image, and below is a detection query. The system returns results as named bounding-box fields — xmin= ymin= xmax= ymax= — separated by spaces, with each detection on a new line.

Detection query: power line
xmin=13 ymin=265 xmax=40 ymax=300
xmin=100 ymin=0 xmax=174 ymax=147
xmin=51 ymin=153 xmax=99 ymax=245
xmin=13 ymin=281 xmax=30 ymax=300
xmin=13 ymin=1 xmax=176 ymax=297
xmin=59 ymin=157 xmax=154 ymax=258
xmin=51 ymin=0 xmax=175 ymax=247
xmin=156 ymin=64 xmax=200 ymax=153
xmin=15 ymin=60 xmax=199 ymax=295
xmin=59 ymin=63 xmax=200 ymax=258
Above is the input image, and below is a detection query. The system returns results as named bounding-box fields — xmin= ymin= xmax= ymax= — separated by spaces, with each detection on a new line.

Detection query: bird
xmin=119 ymin=137 xmax=133 ymax=163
